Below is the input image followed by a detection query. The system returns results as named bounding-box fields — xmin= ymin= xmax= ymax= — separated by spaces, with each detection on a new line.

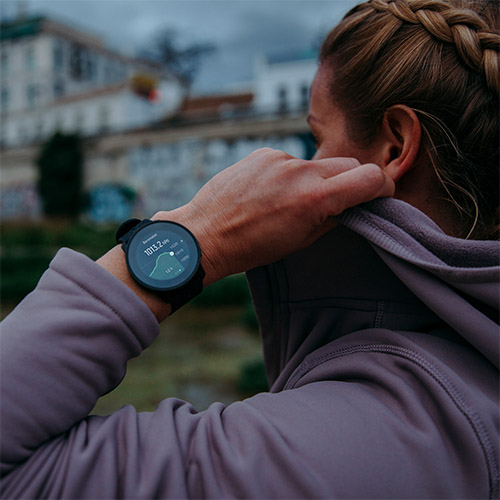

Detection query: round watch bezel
xmin=125 ymin=220 xmax=201 ymax=292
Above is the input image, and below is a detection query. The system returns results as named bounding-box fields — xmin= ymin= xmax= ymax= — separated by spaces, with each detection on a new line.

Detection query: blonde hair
xmin=320 ymin=0 xmax=499 ymax=239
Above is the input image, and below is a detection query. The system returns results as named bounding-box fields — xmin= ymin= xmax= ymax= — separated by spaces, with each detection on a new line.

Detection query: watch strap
xmin=159 ymin=264 xmax=205 ymax=313
xmin=116 ymin=218 xmax=151 ymax=249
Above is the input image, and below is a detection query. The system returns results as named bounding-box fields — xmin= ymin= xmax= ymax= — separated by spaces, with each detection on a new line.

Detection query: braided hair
xmin=320 ymin=0 xmax=499 ymax=239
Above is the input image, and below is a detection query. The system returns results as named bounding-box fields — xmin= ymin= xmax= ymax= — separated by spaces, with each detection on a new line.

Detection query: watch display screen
xmin=126 ymin=221 xmax=200 ymax=291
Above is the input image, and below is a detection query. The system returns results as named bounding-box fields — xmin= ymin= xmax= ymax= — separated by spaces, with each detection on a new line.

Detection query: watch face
xmin=126 ymin=221 xmax=201 ymax=291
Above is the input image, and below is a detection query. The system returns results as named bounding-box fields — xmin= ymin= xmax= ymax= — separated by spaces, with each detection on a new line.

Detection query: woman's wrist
xmin=96 ymin=245 xmax=172 ymax=322
xmin=151 ymin=205 xmax=225 ymax=287
xmin=96 ymin=205 xmax=223 ymax=323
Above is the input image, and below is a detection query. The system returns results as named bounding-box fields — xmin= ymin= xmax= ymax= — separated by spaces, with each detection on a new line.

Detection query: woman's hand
xmin=153 ymin=148 xmax=394 ymax=285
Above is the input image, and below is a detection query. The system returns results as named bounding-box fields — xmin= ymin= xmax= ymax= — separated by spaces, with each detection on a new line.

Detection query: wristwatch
xmin=116 ymin=218 xmax=205 ymax=313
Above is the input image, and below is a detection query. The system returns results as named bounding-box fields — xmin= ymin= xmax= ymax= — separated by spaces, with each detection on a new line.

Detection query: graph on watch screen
xmin=136 ymin=228 xmax=190 ymax=281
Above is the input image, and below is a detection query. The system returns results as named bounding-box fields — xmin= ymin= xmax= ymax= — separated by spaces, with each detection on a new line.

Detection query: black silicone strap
xmin=116 ymin=218 xmax=151 ymax=249
xmin=160 ymin=264 xmax=205 ymax=313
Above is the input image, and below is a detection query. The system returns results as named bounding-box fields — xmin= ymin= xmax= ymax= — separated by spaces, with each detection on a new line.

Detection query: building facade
xmin=253 ymin=49 xmax=317 ymax=115
xmin=0 ymin=15 xmax=184 ymax=148
xmin=0 ymin=16 xmax=319 ymax=223
xmin=0 ymin=113 xmax=314 ymax=223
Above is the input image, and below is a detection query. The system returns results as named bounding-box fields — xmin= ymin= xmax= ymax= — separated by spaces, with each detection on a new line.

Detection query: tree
xmin=37 ymin=132 xmax=83 ymax=219
xmin=140 ymin=28 xmax=216 ymax=89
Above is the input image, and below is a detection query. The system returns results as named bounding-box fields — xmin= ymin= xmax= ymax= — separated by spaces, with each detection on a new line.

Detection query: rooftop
xmin=266 ymin=47 xmax=318 ymax=65
xmin=0 ymin=16 xmax=44 ymax=41
xmin=0 ymin=14 xmax=105 ymax=51
xmin=181 ymin=92 xmax=254 ymax=114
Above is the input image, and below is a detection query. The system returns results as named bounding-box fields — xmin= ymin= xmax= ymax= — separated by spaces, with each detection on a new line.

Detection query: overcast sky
xmin=0 ymin=0 xmax=360 ymax=94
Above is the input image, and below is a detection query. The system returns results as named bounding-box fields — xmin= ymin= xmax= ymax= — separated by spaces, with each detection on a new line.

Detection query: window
xmin=87 ymin=53 xmax=97 ymax=81
xmin=74 ymin=109 xmax=84 ymax=133
xmin=25 ymin=45 xmax=35 ymax=71
xmin=99 ymin=105 xmax=109 ymax=132
xmin=70 ymin=44 xmax=90 ymax=80
xmin=53 ymin=79 xmax=65 ymax=99
xmin=26 ymin=84 xmax=38 ymax=109
xmin=115 ymin=61 xmax=126 ymax=81
xmin=53 ymin=39 xmax=64 ymax=71
xmin=18 ymin=124 xmax=26 ymax=142
xmin=1 ymin=51 xmax=8 ymax=74
xmin=1 ymin=88 xmax=9 ymax=113
xmin=278 ymin=86 xmax=288 ymax=113
xmin=300 ymin=83 xmax=309 ymax=110
xmin=54 ymin=113 xmax=63 ymax=132
xmin=35 ymin=120 xmax=43 ymax=139
xmin=104 ymin=59 xmax=115 ymax=83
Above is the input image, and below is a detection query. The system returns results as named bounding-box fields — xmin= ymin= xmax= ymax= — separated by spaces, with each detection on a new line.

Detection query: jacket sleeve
xmin=0 ymin=249 xmax=489 ymax=499
xmin=0 ymin=249 xmax=162 ymax=494
xmin=0 ymin=249 xmax=332 ymax=499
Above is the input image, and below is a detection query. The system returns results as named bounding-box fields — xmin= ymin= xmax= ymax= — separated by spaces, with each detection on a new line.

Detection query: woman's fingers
xmin=320 ymin=162 xmax=395 ymax=215
xmin=310 ymin=156 xmax=361 ymax=179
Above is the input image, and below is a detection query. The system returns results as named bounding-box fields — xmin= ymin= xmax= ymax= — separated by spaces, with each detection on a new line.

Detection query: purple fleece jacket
xmin=1 ymin=198 xmax=498 ymax=499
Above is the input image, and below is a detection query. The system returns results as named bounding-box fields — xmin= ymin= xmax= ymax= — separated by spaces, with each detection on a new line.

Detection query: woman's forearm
xmin=97 ymin=149 xmax=394 ymax=322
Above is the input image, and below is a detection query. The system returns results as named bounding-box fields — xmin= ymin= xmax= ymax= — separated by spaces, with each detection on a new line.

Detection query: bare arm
xmin=97 ymin=148 xmax=394 ymax=321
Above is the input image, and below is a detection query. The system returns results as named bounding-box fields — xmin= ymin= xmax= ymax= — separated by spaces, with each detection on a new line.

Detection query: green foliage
xmin=237 ymin=359 xmax=269 ymax=395
xmin=194 ymin=276 xmax=260 ymax=331
xmin=0 ymin=254 xmax=52 ymax=303
xmin=239 ymin=300 xmax=259 ymax=331
xmin=37 ymin=132 xmax=83 ymax=218
xmin=193 ymin=273 xmax=253 ymax=307
xmin=1 ymin=222 xmax=116 ymax=302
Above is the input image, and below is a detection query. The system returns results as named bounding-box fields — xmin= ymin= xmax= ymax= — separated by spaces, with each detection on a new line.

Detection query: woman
xmin=1 ymin=0 xmax=498 ymax=497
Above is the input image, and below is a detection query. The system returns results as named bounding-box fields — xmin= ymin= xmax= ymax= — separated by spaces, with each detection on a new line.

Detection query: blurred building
xmin=0 ymin=16 xmax=318 ymax=222
xmin=175 ymin=92 xmax=255 ymax=123
xmin=0 ymin=15 xmax=184 ymax=148
xmin=253 ymin=49 xmax=317 ymax=115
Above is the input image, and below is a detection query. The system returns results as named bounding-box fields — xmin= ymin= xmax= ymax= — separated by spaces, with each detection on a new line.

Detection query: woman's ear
xmin=378 ymin=105 xmax=421 ymax=182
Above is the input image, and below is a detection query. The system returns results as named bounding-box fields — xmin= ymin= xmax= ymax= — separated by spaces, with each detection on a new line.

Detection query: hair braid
xmin=369 ymin=0 xmax=500 ymax=92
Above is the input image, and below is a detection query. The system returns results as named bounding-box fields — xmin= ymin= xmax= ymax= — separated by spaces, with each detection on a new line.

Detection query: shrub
xmin=37 ymin=132 xmax=83 ymax=219
xmin=193 ymin=273 xmax=252 ymax=307
xmin=237 ymin=359 xmax=269 ymax=395
xmin=1 ymin=222 xmax=116 ymax=302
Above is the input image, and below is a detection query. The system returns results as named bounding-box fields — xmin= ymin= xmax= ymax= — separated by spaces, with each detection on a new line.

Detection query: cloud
xmin=4 ymin=0 xmax=359 ymax=92
xmin=190 ymin=1 xmax=357 ymax=93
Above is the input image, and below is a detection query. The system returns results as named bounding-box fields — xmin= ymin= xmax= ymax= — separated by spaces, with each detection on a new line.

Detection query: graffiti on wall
xmin=85 ymin=184 xmax=136 ymax=223
xmin=1 ymin=133 xmax=314 ymax=222
xmin=0 ymin=184 xmax=42 ymax=220
xmin=128 ymin=135 xmax=309 ymax=216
